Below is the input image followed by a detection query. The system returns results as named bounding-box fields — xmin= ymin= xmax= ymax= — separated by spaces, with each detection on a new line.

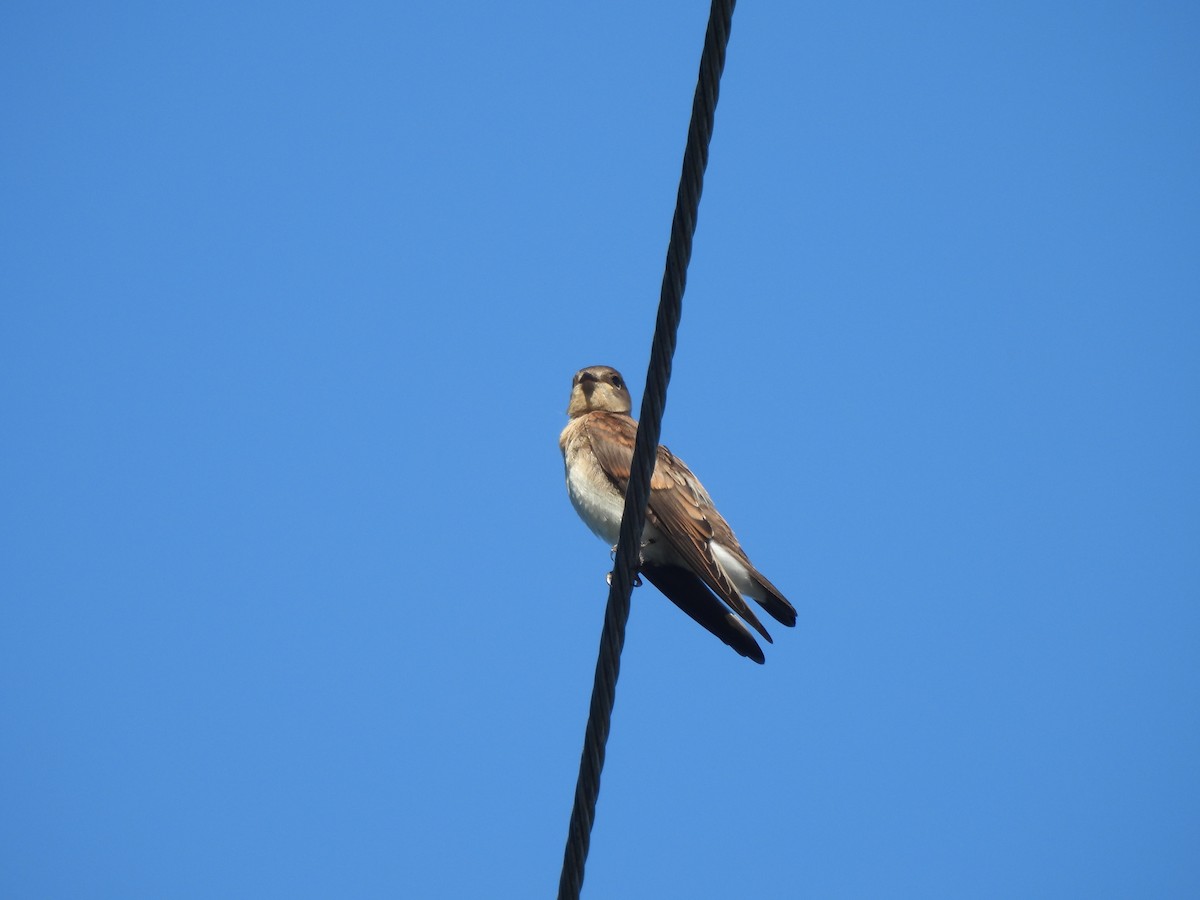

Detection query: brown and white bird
xmin=559 ymin=365 xmax=796 ymax=663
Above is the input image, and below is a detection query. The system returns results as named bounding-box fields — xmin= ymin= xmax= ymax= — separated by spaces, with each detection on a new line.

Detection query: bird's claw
xmin=610 ymin=541 xmax=650 ymax=565
xmin=604 ymin=571 xmax=644 ymax=588
xmin=607 ymin=539 xmax=648 ymax=586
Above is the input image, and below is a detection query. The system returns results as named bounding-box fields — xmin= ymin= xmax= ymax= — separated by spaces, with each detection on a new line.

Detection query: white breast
xmin=565 ymin=454 xmax=625 ymax=546
xmin=561 ymin=417 xmax=668 ymax=556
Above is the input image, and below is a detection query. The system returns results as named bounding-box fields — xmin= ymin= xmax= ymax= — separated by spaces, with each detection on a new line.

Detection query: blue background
xmin=3 ymin=2 xmax=1198 ymax=897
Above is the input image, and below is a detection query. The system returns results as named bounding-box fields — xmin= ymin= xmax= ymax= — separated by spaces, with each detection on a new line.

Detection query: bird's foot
xmin=604 ymin=571 xmax=644 ymax=588
xmin=611 ymin=540 xmax=651 ymax=565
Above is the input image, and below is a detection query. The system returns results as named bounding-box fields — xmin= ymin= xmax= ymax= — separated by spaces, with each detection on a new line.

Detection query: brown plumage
xmin=560 ymin=365 xmax=796 ymax=662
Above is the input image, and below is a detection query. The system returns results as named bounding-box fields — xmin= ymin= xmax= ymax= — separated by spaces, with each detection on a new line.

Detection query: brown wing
xmin=583 ymin=411 xmax=773 ymax=642
xmin=662 ymin=449 xmax=798 ymax=629
xmin=645 ymin=447 xmax=772 ymax=641
xmin=580 ymin=411 xmax=637 ymax=485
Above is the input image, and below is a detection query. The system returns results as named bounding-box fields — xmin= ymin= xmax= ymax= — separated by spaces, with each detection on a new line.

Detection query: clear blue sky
xmin=3 ymin=2 xmax=1198 ymax=897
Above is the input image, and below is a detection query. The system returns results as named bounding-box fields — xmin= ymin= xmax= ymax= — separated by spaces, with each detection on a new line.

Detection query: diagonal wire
xmin=557 ymin=2 xmax=738 ymax=897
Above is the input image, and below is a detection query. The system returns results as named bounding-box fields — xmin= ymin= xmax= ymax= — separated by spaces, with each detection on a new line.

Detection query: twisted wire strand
xmin=557 ymin=2 xmax=737 ymax=897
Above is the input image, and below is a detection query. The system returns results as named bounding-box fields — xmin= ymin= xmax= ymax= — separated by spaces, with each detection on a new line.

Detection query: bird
xmin=559 ymin=364 xmax=795 ymax=663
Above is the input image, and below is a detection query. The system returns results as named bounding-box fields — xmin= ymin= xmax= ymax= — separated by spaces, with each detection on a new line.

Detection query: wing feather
xmin=583 ymin=412 xmax=773 ymax=642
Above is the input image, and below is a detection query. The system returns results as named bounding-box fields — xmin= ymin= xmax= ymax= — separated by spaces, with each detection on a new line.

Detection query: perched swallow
xmin=559 ymin=365 xmax=796 ymax=663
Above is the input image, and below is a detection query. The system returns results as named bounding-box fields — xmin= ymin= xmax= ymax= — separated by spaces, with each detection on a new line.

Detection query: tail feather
xmin=751 ymin=570 xmax=797 ymax=627
xmin=641 ymin=563 xmax=766 ymax=664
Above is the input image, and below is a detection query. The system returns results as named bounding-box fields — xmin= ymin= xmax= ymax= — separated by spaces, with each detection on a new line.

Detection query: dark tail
xmin=642 ymin=563 xmax=766 ymax=664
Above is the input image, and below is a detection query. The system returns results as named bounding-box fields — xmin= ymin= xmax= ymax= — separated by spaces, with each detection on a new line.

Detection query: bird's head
xmin=566 ymin=365 xmax=632 ymax=417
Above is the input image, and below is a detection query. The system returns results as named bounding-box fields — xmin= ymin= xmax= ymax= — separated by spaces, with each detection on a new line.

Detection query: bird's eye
xmin=612 ymin=376 xmax=623 ymax=388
